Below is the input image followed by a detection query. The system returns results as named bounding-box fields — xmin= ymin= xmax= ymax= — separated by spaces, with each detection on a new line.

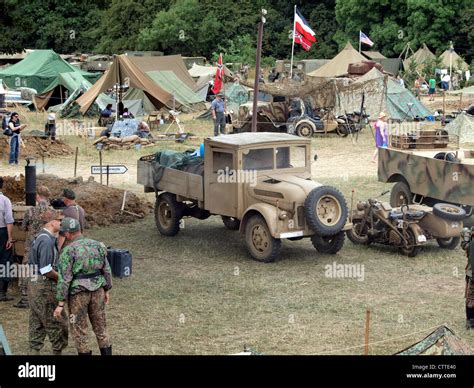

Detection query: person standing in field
xmin=371 ymin=112 xmax=388 ymax=163
xmin=428 ymin=77 xmax=436 ymax=101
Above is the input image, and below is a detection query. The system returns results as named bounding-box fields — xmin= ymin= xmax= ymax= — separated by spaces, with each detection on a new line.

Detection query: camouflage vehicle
xmin=231 ymin=99 xmax=339 ymax=137
xmin=138 ymin=132 xmax=351 ymax=262
xmin=378 ymin=130 xmax=474 ymax=225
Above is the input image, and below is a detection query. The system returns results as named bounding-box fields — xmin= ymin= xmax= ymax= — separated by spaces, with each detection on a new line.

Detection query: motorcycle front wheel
xmin=346 ymin=219 xmax=370 ymax=245
xmin=398 ymin=228 xmax=421 ymax=257
xmin=336 ymin=123 xmax=350 ymax=137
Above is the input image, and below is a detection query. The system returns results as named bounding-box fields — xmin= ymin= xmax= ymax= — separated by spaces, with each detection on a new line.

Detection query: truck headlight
xmin=279 ymin=211 xmax=289 ymax=220
xmin=462 ymin=227 xmax=471 ymax=242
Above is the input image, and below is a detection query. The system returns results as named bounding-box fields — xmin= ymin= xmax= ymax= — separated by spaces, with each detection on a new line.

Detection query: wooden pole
xmin=74 ymin=146 xmax=78 ymax=177
xmin=42 ymin=154 xmax=45 ymax=174
xmin=99 ymin=150 xmax=103 ymax=185
xmin=364 ymin=309 xmax=371 ymax=355
xmin=443 ymin=91 xmax=446 ymax=116
xmin=251 ymin=13 xmax=265 ymax=133
xmin=106 ymin=165 xmax=109 ymax=187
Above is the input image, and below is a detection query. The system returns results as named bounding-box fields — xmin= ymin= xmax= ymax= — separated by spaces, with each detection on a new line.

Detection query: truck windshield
xmin=242 ymin=146 xmax=306 ymax=171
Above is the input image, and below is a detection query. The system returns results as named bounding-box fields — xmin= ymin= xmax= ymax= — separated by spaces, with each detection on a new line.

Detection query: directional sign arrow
xmin=91 ymin=165 xmax=128 ymax=174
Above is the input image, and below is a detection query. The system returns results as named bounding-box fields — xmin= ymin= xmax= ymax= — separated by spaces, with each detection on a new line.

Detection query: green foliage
xmin=0 ymin=0 xmax=471 ymax=68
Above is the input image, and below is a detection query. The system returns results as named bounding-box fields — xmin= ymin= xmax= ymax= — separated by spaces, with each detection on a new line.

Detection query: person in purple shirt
xmin=0 ymin=177 xmax=15 ymax=301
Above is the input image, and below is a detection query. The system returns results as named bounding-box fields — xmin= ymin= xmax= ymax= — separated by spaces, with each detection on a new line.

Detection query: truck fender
xmin=239 ymin=203 xmax=279 ymax=238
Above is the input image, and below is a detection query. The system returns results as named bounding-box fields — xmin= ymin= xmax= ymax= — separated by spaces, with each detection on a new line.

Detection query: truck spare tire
xmin=304 ymin=186 xmax=348 ymax=236
xmin=433 ymin=203 xmax=466 ymax=221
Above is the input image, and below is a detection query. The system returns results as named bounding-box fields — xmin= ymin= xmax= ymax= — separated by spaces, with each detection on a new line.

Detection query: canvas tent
xmin=335 ymin=68 xmax=431 ymax=120
xmin=188 ymin=63 xmax=233 ymax=83
xmin=396 ymin=326 xmax=472 ymax=355
xmin=76 ymin=54 xmax=172 ymax=114
xmin=445 ymin=113 xmax=474 ymax=144
xmin=308 ymin=42 xmax=366 ymax=78
xmin=127 ymin=55 xmax=196 ymax=90
xmin=0 ymin=50 xmax=99 ymax=95
xmin=403 ymin=43 xmax=436 ymax=71
xmin=439 ymin=49 xmax=469 ymax=71
xmin=146 ymin=70 xmax=204 ymax=107
xmin=447 ymin=85 xmax=474 ymax=96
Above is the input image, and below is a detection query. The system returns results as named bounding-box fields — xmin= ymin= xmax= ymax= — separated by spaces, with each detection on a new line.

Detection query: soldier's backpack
xmin=2 ymin=116 xmax=12 ymax=136
xmin=106 ymin=247 xmax=132 ymax=278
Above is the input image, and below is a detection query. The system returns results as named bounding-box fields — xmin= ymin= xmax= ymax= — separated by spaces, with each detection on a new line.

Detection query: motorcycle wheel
xmin=336 ymin=124 xmax=349 ymax=137
xmin=296 ymin=123 xmax=314 ymax=137
xmin=346 ymin=219 xmax=370 ymax=245
xmin=398 ymin=228 xmax=421 ymax=257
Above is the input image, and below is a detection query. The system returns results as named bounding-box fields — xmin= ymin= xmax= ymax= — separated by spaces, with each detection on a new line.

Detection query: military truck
xmin=138 ymin=132 xmax=351 ymax=262
xmin=378 ymin=129 xmax=474 ymax=225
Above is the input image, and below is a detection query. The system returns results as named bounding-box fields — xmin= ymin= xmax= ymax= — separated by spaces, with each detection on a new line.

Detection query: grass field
xmin=0 ymin=112 xmax=472 ymax=355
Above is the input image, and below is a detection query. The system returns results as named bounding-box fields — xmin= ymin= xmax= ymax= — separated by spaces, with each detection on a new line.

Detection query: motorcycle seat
xmin=389 ymin=210 xmax=426 ymax=220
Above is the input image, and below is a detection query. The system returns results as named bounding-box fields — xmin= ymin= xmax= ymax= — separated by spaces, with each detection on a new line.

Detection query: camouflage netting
xmin=0 ymin=136 xmax=74 ymax=159
xmin=396 ymin=325 xmax=472 ymax=355
xmin=1 ymin=174 xmax=152 ymax=228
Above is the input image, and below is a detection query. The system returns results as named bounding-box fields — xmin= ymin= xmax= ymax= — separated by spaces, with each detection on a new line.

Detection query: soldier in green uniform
xmin=15 ymin=186 xmax=54 ymax=309
xmin=54 ymin=217 xmax=113 ymax=355
xmin=462 ymin=227 xmax=474 ymax=328
xmin=28 ymin=209 xmax=68 ymax=355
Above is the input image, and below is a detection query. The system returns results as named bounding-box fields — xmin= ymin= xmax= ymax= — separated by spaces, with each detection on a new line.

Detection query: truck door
xmin=205 ymin=149 xmax=238 ymax=217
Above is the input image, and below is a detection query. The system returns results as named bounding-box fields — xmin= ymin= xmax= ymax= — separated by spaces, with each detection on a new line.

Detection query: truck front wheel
xmin=390 ymin=182 xmax=412 ymax=207
xmin=154 ymin=193 xmax=183 ymax=236
xmin=245 ymin=214 xmax=281 ymax=263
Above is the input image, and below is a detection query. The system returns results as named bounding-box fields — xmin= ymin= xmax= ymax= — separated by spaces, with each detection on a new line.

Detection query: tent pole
xmin=358 ymin=31 xmax=361 ymax=54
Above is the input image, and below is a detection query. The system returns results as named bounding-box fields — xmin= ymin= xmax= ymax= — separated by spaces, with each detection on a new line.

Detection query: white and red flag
xmin=293 ymin=7 xmax=316 ymax=50
xmin=212 ymin=53 xmax=224 ymax=94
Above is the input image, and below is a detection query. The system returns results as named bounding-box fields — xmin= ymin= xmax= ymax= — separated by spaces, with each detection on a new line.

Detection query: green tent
xmin=445 ymin=113 xmax=474 ymax=144
xmin=387 ymin=78 xmax=432 ymax=120
xmin=0 ymin=50 xmax=99 ymax=94
xmin=146 ymin=70 xmax=204 ymax=106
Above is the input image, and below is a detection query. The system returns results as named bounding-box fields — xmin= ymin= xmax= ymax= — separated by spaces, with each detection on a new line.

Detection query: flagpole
xmin=290 ymin=5 xmax=296 ymax=80
xmin=359 ymin=30 xmax=361 ymax=54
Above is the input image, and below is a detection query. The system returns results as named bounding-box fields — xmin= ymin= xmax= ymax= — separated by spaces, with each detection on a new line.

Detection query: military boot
xmin=78 ymin=351 xmax=92 ymax=355
xmin=99 ymin=346 xmax=112 ymax=356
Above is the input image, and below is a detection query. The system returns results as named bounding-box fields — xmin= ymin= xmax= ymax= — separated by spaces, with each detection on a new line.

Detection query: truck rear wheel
xmin=245 ymin=214 xmax=281 ymax=263
xmin=154 ymin=193 xmax=183 ymax=236
xmin=304 ymin=186 xmax=348 ymax=236
xmin=390 ymin=182 xmax=412 ymax=207
xmin=222 ymin=216 xmax=240 ymax=230
xmin=311 ymin=232 xmax=345 ymax=254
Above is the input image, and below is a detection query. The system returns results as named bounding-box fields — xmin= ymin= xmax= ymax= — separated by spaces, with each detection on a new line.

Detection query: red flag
xmin=212 ymin=54 xmax=224 ymax=94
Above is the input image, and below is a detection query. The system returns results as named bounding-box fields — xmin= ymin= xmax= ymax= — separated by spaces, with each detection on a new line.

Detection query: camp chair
xmin=147 ymin=111 xmax=161 ymax=130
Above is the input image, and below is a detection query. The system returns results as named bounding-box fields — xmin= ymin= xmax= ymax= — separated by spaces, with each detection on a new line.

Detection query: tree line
xmin=1 ymin=0 xmax=472 ymax=67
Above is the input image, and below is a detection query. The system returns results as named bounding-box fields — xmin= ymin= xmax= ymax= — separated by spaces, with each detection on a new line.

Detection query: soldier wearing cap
xmin=54 ymin=217 xmax=113 ymax=355
xmin=57 ymin=188 xmax=86 ymax=251
xmin=15 ymin=185 xmax=54 ymax=309
xmin=28 ymin=209 xmax=68 ymax=355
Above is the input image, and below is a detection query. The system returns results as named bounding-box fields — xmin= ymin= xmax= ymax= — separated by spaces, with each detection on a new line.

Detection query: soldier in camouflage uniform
xmin=15 ymin=186 xmax=54 ymax=309
xmin=54 ymin=217 xmax=113 ymax=355
xmin=28 ymin=209 xmax=68 ymax=355
xmin=462 ymin=227 xmax=474 ymax=329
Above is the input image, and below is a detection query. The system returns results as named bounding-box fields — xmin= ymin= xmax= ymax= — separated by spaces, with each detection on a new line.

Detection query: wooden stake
xmin=99 ymin=150 xmax=103 ymax=185
xmin=74 ymin=146 xmax=78 ymax=177
xmin=42 ymin=154 xmax=45 ymax=174
xmin=106 ymin=165 xmax=109 ymax=187
xmin=364 ymin=308 xmax=371 ymax=355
